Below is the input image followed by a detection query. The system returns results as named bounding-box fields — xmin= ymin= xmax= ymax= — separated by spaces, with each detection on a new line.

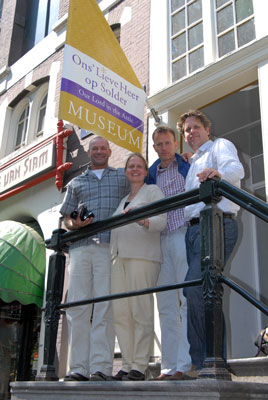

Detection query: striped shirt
xmin=60 ymin=167 xmax=129 ymax=249
xmin=156 ymin=158 xmax=186 ymax=234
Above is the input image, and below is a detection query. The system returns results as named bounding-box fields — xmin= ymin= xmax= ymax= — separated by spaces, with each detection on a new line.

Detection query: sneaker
xmin=90 ymin=371 xmax=109 ymax=381
xmin=122 ymin=369 xmax=145 ymax=381
xmin=64 ymin=372 xmax=89 ymax=381
xmin=110 ymin=370 xmax=129 ymax=381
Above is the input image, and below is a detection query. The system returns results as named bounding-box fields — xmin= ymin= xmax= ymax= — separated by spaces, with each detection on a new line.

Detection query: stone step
xmin=10 ymin=380 xmax=268 ymax=400
xmin=228 ymin=356 xmax=268 ymax=382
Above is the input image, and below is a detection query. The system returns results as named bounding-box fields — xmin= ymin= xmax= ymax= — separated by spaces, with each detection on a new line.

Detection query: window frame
xmin=6 ymin=83 xmax=49 ymax=156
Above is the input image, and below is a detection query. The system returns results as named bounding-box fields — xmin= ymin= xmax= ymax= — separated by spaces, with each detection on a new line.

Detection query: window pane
xmin=16 ymin=106 xmax=29 ymax=148
xmin=235 ymin=0 xmax=253 ymax=23
xmin=37 ymin=94 xmax=47 ymax=135
xmin=16 ymin=124 xmax=24 ymax=148
xmin=189 ymin=47 xmax=204 ymax=73
xmin=188 ymin=0 xmax=202 ymax=25
xmin=251 ymin=155 xmax=264 ymax=184
xmin=171 ymin=0 xmax=185 ymax=12
xmin=188 ymin=22 xmax=203 ymax=49
xmin=172 ymin=9 xmax=185 ymax=35
xmin=217 ymin=4 xmax=234 ymax=34
xmin=216 ymin=0 xmax=229 ymax=7
xmin=47 ymin=0 xmax=60 ymax=33
xmin=172 ymin=33 xmax=186 ymax=59
xmin=172 ymin=57 xmax=187 ymax=81
xmin=218 ymin=30 xmax=235 ymax=57
xmin=237 ymin=18 xmax=255 ymax=47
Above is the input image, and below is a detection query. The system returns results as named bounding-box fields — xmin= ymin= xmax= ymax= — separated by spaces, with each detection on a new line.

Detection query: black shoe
xmin=110 ymin=370 xmax=129 ymax=381
xmin=90 ymin=371 xmax=109 ymax=381
xmin=122 ymin=369 xmax=145 ymax=381
xmin=64 ymin=372 xmax=89 ymax=381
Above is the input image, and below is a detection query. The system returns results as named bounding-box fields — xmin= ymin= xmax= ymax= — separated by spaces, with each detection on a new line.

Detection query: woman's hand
xmin=123 ymin=207 xmax=149 ymax=229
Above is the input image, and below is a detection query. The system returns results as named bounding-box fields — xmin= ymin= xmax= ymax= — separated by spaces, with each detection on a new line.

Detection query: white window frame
xmin=14 ymin=103 xmax=30 ymax=150
xmin=169 ymin=0 xmax=205 ymax=82
xmin=213 ymin=0 xmax=255 ymax=59
xmin=6 ymin=83 xmax=49 ymax=155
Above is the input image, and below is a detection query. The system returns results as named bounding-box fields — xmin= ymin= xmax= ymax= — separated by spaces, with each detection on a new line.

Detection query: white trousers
xmin=66 ymin=244 xmax=114 ymax=377
xmin=156 ymin=227 xmax=191 ymax=374
xmin=111 ymin=257 xmax=160 ymax=374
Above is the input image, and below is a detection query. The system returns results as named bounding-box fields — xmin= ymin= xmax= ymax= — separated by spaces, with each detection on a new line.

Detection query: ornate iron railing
xmin=36 ymin=178 xmax=268 ymax=381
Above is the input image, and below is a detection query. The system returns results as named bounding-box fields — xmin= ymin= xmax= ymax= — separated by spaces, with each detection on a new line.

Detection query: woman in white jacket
xmin=110 ymin=153 xmax=167 ymax=381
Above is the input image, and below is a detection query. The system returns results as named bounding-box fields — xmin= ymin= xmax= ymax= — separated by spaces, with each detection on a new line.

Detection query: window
xmin=170 ymin=0 xmax=204 ymax=82
xmin=36 ymin=94 xmax=48 ymax=137
xmin=215 ymin=0 xmax=255 ymax=58
xmin=15 ymin=105 xmax=30 ymax=150
xmin=169 ymin=0 xmax=255 ymax=83
xmin=0 ymin=0 xmax=3 ymax=23
xmin=9 ymin=0 xmax=60 ymax=65
xmin=111 ymin=23 xmax=121 ymax=43
xmin=6 ymin=83 xmax=49 ymax=155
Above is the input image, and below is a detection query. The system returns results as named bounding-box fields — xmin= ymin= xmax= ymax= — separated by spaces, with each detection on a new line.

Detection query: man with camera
xmin=60 ymin=136 xmax=129 ymax=381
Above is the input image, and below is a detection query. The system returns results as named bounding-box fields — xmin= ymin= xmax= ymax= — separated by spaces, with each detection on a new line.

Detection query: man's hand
xmin=197 ymin=168 xmax=221 ymax=182
xmin=64 ymin=214 xmax=94 ymax=230
xmin=181 ymin=151 xmax=193 ymax=162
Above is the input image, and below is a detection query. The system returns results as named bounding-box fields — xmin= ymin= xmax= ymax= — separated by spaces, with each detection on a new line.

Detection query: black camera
xmin=70 ymin=206 xmax=94 ymax=221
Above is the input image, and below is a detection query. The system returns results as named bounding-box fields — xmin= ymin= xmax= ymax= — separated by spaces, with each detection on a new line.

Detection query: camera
xmin=70 ymin=206 xmax=95 ymax=221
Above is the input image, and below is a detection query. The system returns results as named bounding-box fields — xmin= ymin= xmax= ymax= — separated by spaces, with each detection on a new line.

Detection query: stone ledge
xmin=228 ymin=356 xmax=268 ymax=382
xmin=11 ymin=380 xmax=268 ymax=400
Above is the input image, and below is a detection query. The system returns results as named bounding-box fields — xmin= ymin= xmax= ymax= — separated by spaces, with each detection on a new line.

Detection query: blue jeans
xmin=184 ymin=218 xmax=238 ymax=369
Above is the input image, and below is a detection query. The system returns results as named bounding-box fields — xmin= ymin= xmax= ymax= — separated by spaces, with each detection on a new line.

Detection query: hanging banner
xmin=59 ymin=0 xmax=146 ymax=153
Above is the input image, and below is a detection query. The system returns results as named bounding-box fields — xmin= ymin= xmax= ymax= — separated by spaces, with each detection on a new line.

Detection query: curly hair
xmin=177 ymin=110 xmax=211 ymax=135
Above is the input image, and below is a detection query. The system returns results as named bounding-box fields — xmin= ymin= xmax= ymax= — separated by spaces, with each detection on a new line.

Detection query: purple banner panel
xmin=61 ymin=78 xmax=144 ymax=133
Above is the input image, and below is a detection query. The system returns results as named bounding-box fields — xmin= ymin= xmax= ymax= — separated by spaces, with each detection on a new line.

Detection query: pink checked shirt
xmin=156 ymin=158 xmax=186 ymax=234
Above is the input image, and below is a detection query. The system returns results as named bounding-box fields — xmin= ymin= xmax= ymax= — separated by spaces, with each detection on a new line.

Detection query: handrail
xmin=54 ymin=279 xmax=202 ymax=310
xmin=45 ymin=187 xmax=200 ymax=249
xmin=219 ymin=276 xmax=268 ymax=316
xmin=37 ymin=178 xmax=268 ymax=381
xmin=216 ymin=179 xmax=268 ymax=222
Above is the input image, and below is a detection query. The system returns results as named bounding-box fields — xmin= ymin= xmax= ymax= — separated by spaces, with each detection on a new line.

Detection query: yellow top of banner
xmin=66 ymin=0 xmax=142 ymax=89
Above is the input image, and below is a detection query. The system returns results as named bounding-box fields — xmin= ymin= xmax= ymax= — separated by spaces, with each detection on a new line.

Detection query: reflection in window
xmin=15 ymin=105 xmax=30 ymax=150
xmin=170 ymin=0 xmax=204 ymax=82
xmin=36 ymin=94 xmax=47 ymax=137
xmin=215 ymin=0 xmax=255 ymax=58
xmin=8 ymin=0 xmax=60 ymax=65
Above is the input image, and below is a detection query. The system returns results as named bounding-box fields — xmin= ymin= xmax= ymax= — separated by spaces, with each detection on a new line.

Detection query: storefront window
xmin=0 ymin=301 xmax=41 ymax=399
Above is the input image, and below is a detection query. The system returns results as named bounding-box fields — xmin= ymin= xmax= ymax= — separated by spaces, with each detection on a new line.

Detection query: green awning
xmin=0 ymin=220 xmax=46 ymax=307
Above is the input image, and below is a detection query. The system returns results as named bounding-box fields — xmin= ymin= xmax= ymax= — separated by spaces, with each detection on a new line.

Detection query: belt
xmin=189 ymin=213 xmax=235 ymax=226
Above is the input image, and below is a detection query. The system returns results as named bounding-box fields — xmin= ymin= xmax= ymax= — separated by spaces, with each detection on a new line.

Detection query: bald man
xmin=60 ymin=136 xmax=129 ymax=381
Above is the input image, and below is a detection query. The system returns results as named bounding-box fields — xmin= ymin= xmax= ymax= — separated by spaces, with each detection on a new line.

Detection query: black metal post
xmin=36 ymin=229 xmax=66 ymax=381
xmin=198 ymin=180 xmax=231 ymax=380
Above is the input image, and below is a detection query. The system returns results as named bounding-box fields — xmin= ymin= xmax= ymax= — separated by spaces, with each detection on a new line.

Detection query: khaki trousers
xmin=111 ymin=257 xmax=160 ymax=374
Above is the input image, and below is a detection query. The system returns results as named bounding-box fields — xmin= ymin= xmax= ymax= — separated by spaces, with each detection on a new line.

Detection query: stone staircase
xmin=10 ymin=357 xmax=268 ymax=400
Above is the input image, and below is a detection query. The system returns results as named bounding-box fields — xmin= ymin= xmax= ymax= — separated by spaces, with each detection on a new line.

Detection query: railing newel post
xmin=36 ymin=228 xmax=66 ymax=381
xmin=198 ymin=179 xmax=231 ymax=380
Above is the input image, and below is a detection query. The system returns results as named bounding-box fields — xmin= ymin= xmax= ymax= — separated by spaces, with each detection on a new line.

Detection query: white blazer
xmin=110 ymin=184 xmax=167 ymax=263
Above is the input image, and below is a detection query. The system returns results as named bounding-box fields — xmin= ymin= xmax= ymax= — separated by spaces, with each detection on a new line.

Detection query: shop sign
xmin=0 ymin=142 xmax=54 ymax=194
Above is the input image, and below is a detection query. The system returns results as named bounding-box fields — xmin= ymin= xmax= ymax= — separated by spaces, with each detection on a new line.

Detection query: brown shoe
xmin=150 ymin=373 xmax=172 ymax=381
xmin=164 ymin=371 xmax=184 ymax=381
xmin=183 ymin=369 xmax=199 ymax=380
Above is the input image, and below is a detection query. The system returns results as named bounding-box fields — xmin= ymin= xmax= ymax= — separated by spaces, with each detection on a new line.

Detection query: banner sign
xmin=59 ymin=0 xmax=146 ymax=153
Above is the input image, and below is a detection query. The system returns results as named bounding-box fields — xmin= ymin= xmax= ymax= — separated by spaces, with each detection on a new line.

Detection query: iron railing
xmin=36 ymin=178 xmax=268 ymax=381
